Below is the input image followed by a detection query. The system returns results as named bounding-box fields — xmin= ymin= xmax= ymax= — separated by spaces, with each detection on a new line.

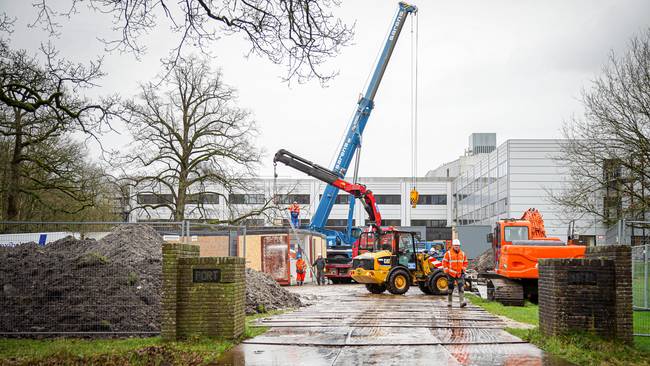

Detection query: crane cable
xmin=409 ymin=12 xmax=420 ymax=208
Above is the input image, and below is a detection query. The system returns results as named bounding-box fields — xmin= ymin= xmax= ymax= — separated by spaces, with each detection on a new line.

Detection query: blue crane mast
xmin=310 ymin=2 xmax=417 ymax=247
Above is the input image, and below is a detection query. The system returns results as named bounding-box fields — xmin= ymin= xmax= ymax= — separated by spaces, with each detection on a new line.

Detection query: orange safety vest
xmin=442 ymin=249 xmax=467 ymax=278
xmin=296 ymin=258 xmax=306 ymax=273
xmin=289 ymin=204 xmax=300 ymax=214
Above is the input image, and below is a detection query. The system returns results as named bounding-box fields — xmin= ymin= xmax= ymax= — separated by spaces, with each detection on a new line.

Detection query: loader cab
xmin=353 ymin=230 xmax=417 ymax=267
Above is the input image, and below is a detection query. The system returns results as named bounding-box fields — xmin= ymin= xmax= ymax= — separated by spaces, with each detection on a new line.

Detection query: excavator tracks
xmin=486 ymin=278 xmax=524 ymax=306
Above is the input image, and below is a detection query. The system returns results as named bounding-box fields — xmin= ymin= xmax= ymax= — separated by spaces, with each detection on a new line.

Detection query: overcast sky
xmin=2 ymin=0 xmax=649 ymax=179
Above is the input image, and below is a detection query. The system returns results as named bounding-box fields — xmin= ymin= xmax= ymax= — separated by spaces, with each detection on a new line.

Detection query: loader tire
xmin=418 ymin=281 xmax=433 ymax=295
xmin=429 ymin=272 xmax=449 ymax=295
xmin=387 ymin=269 xmax=410 ymax=295
xmin=365 ymin=283 xmax=387 ymax=294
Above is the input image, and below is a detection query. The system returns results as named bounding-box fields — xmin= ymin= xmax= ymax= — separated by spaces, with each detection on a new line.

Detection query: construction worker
xmin=442 ymin=239 xmax=468 ymax=308
xmin=287 ymin=201 xmax=300 ymax=229
xmin=295 ymin=254 xmax=306 ymax=286
xmin=312 ymin=254 xmax=326 ymax=286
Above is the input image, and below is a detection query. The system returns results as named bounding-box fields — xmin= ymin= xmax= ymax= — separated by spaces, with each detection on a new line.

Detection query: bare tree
xmin=551 ymin=29 xmax=650 ymax=226
xmin=30 ymin=0 xmax=354 ymax=83
xmin=0 ymin=21 xmax=117 ymax=220
xmin=118 ymin=55 xmax=280 ymax=223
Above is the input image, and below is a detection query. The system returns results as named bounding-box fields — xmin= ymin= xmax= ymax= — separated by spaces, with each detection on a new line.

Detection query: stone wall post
xmin=162 ymin=243 xmax=244 ymax=341
xmin=538 ymin=245 xmax=633 ymax=344
xmin=585 ymin=245 xmax=633 ymax=343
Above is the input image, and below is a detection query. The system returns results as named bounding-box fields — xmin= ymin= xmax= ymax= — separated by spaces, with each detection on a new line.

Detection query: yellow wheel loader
xmin=350 ymin=229 xmax=448 ymax=295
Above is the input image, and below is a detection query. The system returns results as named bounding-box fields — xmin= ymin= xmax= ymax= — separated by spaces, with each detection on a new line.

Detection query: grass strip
xmin=508 ymin=327 xmax=650 ymax=366
xmin=0 ymin=310 xmax=291 ymax=366
xmin=468 ymin=293 xmax=650 ymax=365
xmin=466 ymin=293 xmax=539 ymax=325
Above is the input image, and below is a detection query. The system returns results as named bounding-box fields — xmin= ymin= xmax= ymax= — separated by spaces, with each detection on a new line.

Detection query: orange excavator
xmin=481 ymin=208 xmax=586 ymax=306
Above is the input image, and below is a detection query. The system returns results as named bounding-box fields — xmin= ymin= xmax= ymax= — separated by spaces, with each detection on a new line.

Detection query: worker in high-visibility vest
xmin=442 ymin=239 xmax=468 ymax=308
xmin=295 ymin=254 xmax=306 ymax=286
xmin=287 ymin=201 xmax=300 ymax=229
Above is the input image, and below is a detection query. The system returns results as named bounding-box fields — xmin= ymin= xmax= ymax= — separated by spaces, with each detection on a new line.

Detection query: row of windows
xmin=410 ymin=219 xmax=447 ymax=228
xmin=137 ymin=193 xmax=220 ymax=205
xmin=136 ymin=192 xmax=448 ymax=206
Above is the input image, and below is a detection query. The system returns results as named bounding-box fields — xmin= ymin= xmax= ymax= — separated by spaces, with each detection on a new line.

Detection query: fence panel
xmin=0 ymin=221 xmax=182 ymax=336
xmin=632 ymin=243 xmax=650 ymax=336
xmin=185 ymin=222 xmax=245 ymax=257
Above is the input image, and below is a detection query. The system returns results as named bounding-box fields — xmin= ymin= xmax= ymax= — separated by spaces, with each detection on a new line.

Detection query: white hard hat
xmin=429 ymin=248 xmax=436 ymax=254
xmin=452 ymin=239 xmax=461 ymax=246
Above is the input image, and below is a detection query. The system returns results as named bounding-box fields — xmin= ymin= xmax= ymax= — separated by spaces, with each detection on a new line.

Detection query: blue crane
xmin=313 ymin=2 xmax=416 ymax=242
xmin=274 ymin=1 xmax=417 ymax=281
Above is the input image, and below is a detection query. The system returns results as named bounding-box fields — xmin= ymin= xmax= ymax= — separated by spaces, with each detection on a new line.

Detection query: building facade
xmin=131 ymin=177 xmax=453 ymax=240
xmin=129 ymin=134 xmax=608 ymax=245
xmin=439 ymin=139 xmax=607 ymax=243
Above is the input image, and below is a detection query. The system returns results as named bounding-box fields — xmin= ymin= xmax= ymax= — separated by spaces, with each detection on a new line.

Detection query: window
xmin=276 ymin=194 xmax=310 ymax=204
xmin=229 ymin=194 xmax=265 ymax=204
xmin=379 ymin=219 xmax=402 ymax=227
xmin=326 ymin=219 xmax=356 ymax=227
xmin=411 ymin=219 xmax=447 ymax=228
xmin=137 ymin=193 xmax=174 ymax=205
xmin=375 ymin=194 xmax=401 ymax=205
xmin=186 ymin=193 xmax=219 ymax=204
xmin=319 ymin=194 xmax=350 ymax=204
xmin=417 ymin=194 xmax=447 ymax=205
xmin=504 ymin=226 xmax=528 ymax=242
xmin=244 ymin=219 xmax=265 ymax=226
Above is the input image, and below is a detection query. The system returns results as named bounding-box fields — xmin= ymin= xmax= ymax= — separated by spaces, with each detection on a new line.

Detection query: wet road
xmin=218 ymin=284 xmax=568 ymax=365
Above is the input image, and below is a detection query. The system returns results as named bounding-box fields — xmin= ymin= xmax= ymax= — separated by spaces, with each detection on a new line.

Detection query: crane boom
xmin=274 ymin=149 xmax=382 ymax=228
xmin=311 ymin=2 xmax=417 ymax=240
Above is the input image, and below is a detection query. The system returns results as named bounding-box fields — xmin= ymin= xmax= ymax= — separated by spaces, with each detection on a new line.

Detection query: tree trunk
xmin=175 ymin=174 xmax=188 ymax=222
xmin=5 ymin=111 xmax=22 ymax=221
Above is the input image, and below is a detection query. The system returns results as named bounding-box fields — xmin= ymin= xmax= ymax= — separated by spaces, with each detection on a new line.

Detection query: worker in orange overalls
xmin=287 ymin=201 xmax=300 ymax=229
xmin=296 ymin=254 xmax=306 ymax=286
xmin=443 ymin=239 xmax=468 ymax=308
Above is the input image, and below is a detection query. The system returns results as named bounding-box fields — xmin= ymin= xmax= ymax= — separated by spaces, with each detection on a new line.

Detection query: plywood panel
xmin=238 ymin=235 xmax=262 ymax=271
xmin=196 ymin=235 xmax=229 ymax=257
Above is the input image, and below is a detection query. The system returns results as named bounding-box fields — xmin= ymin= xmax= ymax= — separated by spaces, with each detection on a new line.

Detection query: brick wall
xmin=162 ymin=243 xmax=245 ymax=341
xmin=538 ymin=245 xmax=632 ymax=344
xmin=585 ymin=245 xmax=633 ymax=343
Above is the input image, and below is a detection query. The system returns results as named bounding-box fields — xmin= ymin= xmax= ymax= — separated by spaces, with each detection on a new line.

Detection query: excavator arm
xmin=274 ymin=149 xmax=382 ymax=228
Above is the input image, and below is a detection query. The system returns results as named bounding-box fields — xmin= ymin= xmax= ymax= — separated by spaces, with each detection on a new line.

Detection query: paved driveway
xmin=218 ymin=284 xmax=568 ymax=365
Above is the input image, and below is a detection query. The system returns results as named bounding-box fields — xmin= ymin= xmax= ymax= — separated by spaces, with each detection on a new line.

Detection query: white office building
xmin=428 ymin=136 xmax=607 ymax=244
xmin=130 ymin=134 xmax=607 ymax=245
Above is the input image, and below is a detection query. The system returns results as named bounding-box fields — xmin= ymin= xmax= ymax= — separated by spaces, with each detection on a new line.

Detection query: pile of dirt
xmin=0 ymin=225 xmax=163 ymax=334
xmin=245 ymin=268 xmax=302 ymax=314
xmin=468 ymin=248 xmax=495 ymax=272
xmin=1 ymin=225 xmax=303 ymax=334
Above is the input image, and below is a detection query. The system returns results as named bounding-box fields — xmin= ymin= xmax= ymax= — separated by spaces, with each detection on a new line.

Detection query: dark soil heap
xmin=1 ymin=225 xmax=303 ymax=334
xmin=245 ymin=268 xmax=302 ymax=315
xmin=468 ymin=248 xmax=496 ymax=272
xmin=0 ymin=225 xmax=163 ymax=334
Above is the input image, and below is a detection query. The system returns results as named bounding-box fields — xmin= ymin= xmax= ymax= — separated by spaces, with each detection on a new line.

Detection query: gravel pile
xmin=469 ymin=248 xmax=495 ymax=272
xmin=245 ymin=268 xmax=302 ymax=315
xmin=0 ymin=225 xmax=163 ymax=334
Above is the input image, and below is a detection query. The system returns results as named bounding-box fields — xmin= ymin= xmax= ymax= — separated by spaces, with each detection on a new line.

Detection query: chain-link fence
xmin=0 ymin=221 xmax=183 ymax=336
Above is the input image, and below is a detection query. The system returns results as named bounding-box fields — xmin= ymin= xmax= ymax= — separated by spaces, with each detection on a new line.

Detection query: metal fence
xmin=0 ymin=221 xmax=183 ymax=336
xmin=632 ymin=244 xmax=650 ymax=336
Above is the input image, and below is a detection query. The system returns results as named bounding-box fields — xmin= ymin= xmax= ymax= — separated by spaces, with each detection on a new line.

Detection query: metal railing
xmin=0 ymin=221 xmax=183 ymax=336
